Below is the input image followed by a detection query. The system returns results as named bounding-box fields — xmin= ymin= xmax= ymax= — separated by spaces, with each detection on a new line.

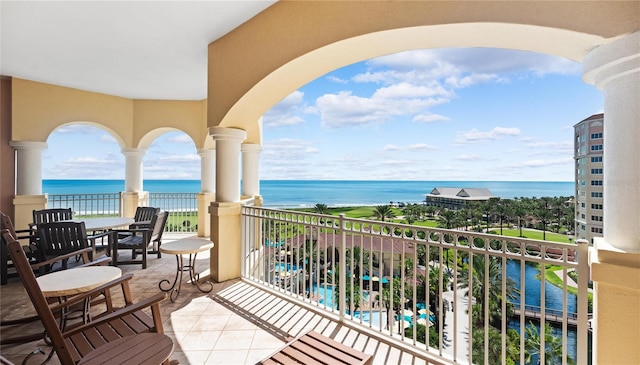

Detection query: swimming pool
xmin=313 ymin=284 xmax=370 ymax=310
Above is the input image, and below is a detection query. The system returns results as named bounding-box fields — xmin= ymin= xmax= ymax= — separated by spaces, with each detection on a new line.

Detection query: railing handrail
xmin=241 ymin=206 xmax=589 ymax=365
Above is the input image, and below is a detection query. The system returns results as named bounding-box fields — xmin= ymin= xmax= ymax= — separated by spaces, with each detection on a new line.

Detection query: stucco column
xmin=209 ymin=127 xmax=246 ymax=202
xmin=10 ymin=141 xmax=46 ymax=195
xmin=9 ymin=141 xmax=48 ymax=228
xmin=197 ymin=149 xmax=215 ymax=237
xmin=121 ymin=148 xmax=147 ymax=217
xmin=241 ymin=143 xmax=262 ymax=198
xmin=198 ymin=149 xmax=216 ymax=193
xmin=583 ymin=31 xmax=640 ymax=365
xmin=208 ymin=127 xmax=246 ymax=282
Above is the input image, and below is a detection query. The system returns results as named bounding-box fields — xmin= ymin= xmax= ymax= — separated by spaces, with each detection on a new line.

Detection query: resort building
xmin=424 ymin=187 xmax=496 ymax=210
xmin=1 ymin=2 xmax=639 ymax=364
xmin=574 ymin=113 xmax=604 ymax=244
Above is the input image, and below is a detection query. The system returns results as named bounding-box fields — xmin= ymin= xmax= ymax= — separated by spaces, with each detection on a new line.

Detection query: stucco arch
xmin=208 ymin=1 xmax=639 ymax=143
xmin=137 ymin=127 xmax=197 ymax=151
xmin=47 ymin=121 xmax=126 ymax=149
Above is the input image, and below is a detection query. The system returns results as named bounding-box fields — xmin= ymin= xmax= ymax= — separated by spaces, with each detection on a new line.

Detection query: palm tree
xmin=373 ymin=205 xmax=396 ymax=222
xmin=312 ymin=203 xmax=330 ymax=214
xmin=525 ymin=321 xmax=575 ymax=365
xmin=458 ymin=255 xmax=518 ymax=327
xmin=346 ymin=246 xmax=369 ymax=281
xmin=437 ymin=209 xmax=456 ymax=229
xmin=535 ymin=208 xmax=554 ymax=240
xmin=332 ymin=265 xmax=362 ymax=314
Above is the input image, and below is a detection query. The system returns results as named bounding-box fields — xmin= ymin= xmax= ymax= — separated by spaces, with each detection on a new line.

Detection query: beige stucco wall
xmin=207 ymin=1 xmax=639 ymax=143
xmin=11 ymin=78 xmax=208 ymax=149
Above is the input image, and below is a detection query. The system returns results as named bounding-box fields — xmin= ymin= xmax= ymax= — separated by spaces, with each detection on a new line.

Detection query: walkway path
xmin=441 ymin=290 xmax=471 ymax=364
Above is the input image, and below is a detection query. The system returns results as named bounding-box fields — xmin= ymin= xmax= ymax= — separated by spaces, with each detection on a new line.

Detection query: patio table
xmin=159 ymin=237 xmax=214 ymax=301
xmin=37 ymin=266 xmax=122 ymax=329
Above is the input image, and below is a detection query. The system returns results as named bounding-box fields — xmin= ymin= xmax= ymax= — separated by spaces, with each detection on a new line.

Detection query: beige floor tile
xmin=174 ymin=331 xmax=221 ymax=351
xmin=205 ymin=349 xmax=249 ymax=365
xmin=213 ymin=330 xmax=255 ymax=350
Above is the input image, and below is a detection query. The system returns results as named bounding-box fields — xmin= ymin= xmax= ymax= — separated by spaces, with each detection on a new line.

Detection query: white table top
xmin=37 ymin=266 xmax=122 ymax=297
xmin=63 ymin=217 xmax=134 ymax=231
xmin=160 ymin=238 xmax=214 ymax=255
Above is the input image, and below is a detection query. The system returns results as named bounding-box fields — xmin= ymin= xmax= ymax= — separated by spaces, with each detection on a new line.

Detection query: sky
xmin=44 ymin=47 xmax=603 ymax=182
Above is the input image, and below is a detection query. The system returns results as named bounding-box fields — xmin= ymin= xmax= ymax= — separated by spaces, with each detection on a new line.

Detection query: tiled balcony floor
xmin=1 ymin=234 xmax=436 ymax=365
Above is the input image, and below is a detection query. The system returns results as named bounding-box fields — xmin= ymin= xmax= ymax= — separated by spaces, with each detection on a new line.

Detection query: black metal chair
xmin=113 ymin=211 xmax=168 ymax=269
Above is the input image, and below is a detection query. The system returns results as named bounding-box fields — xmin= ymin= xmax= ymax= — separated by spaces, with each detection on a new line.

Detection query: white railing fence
xmin=148 ymin=193 xmax=198 ymax=233
xmin=47 ymin=193 xmax=122 ymax=217
xmin=241 ymin=206 xmax=590 ymax=365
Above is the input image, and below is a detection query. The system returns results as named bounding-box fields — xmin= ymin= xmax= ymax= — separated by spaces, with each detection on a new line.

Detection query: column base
xmin=590 ymin=238 xmax=640 ymax=364
xmin=13 ymin=194 xmax=47 ymax=229
xmin=209 ymin=202 xmax=242 ymax=282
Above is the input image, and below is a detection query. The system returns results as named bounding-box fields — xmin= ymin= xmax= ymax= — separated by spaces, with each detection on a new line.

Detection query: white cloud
xmin=167 ymin=134 xmax=194 ymax=144
xmin=456 ymin=127 xmax=521 ymax=143
xmin=455 ymin=154 xmax=483 ymax=161
xmin=412 ymin=113 xmax=449 ymax=123
xmin=327 ymin=76 xmax=348 ymax=84
xmin=158 ymin=153 xmax=200 ymax=162
xmin=263 ymin=91 xmax=307 ymax=127
xmin=517 ymin=157 xmax=573 ymax=168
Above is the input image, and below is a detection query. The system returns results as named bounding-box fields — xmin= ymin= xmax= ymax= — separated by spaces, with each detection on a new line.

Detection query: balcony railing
xmin=47 ymin=192 xmax=198 ymax=233
xmin=241 ymin=206 xmax=590 ymax=365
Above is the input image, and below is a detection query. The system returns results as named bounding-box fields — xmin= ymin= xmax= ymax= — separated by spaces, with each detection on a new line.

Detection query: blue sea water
xmin=42 ymin=180 xmax=573 ymax=208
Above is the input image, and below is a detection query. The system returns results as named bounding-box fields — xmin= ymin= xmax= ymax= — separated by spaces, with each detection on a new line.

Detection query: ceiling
xmin=0 ymin=1 xmax=276 ymax=100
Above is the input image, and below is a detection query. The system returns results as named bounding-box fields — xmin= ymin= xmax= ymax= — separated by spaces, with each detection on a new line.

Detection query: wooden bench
xmin=259 ymin=330 xmax=373 ymax=365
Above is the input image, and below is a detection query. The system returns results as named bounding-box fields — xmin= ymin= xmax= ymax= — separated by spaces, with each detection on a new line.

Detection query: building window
xmin=591 ymin=180 xmax=603 ymax=186
xmin=591 ymin=145 xmax=603 ymax=151
xmin=581 ymin=214 xmax=586 ymax=219
xmin=591 ymin=227 xmax=603 ymax=233
xmin=591 ymin=168 xmax=603 ymax=174
xmin=591 ymin=215 xmax=603 ymax=221
xmin=581 ymin=202 xmax=586 ymax=208
xmin=591 ymin=204 xmax=603 ymax=210
xmin=591 ymin=156 xmax=602 ymax=163
xmin=590 ymin=132 xmax=603 ymax=139
xmin=591 ymin=192 xmax=603 ymax=198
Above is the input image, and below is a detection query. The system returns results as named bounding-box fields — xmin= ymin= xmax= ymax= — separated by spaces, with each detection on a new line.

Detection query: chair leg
xmin=142 ymin=248 xmax=147 ymax=269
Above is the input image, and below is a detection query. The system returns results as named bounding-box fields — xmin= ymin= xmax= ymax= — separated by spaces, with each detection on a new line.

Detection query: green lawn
xmin=495 ymin=228 xmax=572 ymax=243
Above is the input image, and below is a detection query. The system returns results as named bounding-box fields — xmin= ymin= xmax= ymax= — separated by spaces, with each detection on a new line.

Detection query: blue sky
xmin=44 ymin=48 xmax=603 ymax=182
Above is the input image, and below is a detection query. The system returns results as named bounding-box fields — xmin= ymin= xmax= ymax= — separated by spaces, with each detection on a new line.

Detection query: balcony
xmin=1 ymin=206 xmax=590 ymax=365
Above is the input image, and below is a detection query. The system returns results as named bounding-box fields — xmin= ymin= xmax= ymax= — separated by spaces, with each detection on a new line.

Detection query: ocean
xmin=43 ymin=180 xmax=574 ymax=208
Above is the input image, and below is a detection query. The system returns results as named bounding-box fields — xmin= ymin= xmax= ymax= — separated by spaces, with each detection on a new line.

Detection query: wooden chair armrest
xmin=112 ymin=228 xmax=148 ymax=234
xmin=48 ymin=273 xmax=135 ymax=312
xmin=87 ymin=231 xmax=112 ymax=240
xmin=62 ymin=292 xmax=167 ymax=337
xmin=78 ymin=256 xmax=112 ymax=266
xmin=29 ymin=248 xmax=93 ymax=270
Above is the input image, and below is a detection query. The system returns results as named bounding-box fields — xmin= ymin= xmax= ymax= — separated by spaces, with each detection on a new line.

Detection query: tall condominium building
xmin=574 ymin=113 xmax=604 ymax=243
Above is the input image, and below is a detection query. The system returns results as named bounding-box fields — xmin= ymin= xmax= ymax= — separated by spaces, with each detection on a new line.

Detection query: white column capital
xmin=121 ymin=147 xmax=148 ymax=157
xmin=197 ymin=149 xmax=216 ymax=158
xmin=209 ymin=126 xmax=247 ymax=142
xmin=9 ymin=140 xmax=48 ymax=151
xmin=583 ymin=31 xmax=640 ymax=89
xmin=241 ymin=143 xmax=263 ymax=153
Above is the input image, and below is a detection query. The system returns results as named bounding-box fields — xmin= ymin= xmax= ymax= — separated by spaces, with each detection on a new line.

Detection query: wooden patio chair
xmin=1 ymin=229 xmax=111 ymax=345
xmin=130 ymin=206 xmax=160 ymax=229
xmin=32 ymin=208 xmax=73 ymax=225
xmin=258 ymin=330 xmax=373 ymax=365
xmin=0 ymin=211 xmax=39 ymax=285
xmin=37 ymin=221 xmax=111 ymax=273
xmin=3 ymin=234 xmax=172 ymax=365
xmin=113 ymin=211 xmax=168 ymax=269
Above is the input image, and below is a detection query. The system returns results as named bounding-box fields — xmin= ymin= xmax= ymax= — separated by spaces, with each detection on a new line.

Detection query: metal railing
xmin=148 ymin=193 xmax=198 ymax=233
xmin=241 ymin=206 xmax=590 ymax=365
xmin=47 ymin=193 xmax=122 ymax=217
xmin=47 ymin=192 xmax=199 ymax=233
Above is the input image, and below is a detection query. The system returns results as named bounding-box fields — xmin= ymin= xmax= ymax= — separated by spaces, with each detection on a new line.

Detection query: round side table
xmin=159 ymin=238 xmax=214 ymax=301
